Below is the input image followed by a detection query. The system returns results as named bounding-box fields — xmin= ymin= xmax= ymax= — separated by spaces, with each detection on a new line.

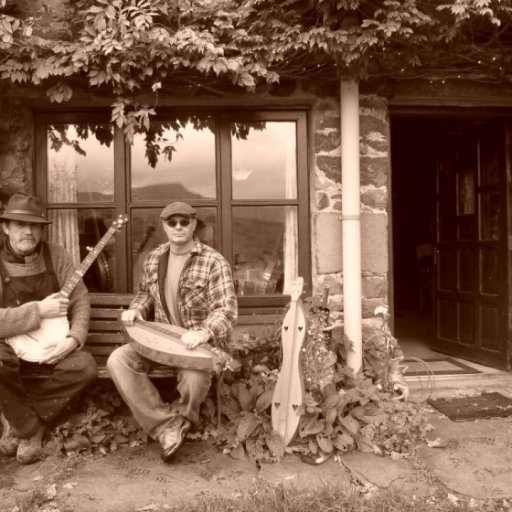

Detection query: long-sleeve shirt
xmin=0 ymin=242 xmax=90 ymax=347
xmin=130 ymin=237 xmax=238 ymax=347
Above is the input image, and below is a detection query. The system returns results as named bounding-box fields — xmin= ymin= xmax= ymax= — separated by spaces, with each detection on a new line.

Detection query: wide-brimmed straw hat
xmin=0 ymin=194 xmax=52 ymax=224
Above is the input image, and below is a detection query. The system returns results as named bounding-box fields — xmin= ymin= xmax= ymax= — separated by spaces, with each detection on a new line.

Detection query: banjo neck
xmin=59 ymin=214 xmax=128 ymax=298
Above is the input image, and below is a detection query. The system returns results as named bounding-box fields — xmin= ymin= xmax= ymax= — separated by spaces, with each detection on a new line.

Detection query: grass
xmin=166 ymin=482 xmax=511 ymax=512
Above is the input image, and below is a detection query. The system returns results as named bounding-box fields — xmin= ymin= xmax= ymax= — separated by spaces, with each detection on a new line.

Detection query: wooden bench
xmin=19 ymin=293 xmax=282 ymax=425
xmin=86 ymin=293 xmax=146 ymax=378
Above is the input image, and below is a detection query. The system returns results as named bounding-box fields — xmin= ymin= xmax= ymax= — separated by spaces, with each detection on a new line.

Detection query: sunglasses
xmin=165 ymin=218 xmax=191 ymax=228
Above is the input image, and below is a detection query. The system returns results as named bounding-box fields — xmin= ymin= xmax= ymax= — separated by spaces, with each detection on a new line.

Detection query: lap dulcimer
xmin=125 ymin=319 xmax=241 ymax=374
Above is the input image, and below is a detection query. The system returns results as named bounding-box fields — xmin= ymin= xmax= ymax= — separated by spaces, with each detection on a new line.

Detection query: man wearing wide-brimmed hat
xmin=0 ymin=194 xmax=97 ymax=464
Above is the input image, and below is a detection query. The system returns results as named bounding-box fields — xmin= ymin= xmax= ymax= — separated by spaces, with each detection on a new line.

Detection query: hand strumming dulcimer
xmin=6 ymin=214 xmax=128 ymax=362
xmin=125 ymin=319 xmax=241 ymax=375
xmin=271 ymin=277 xmax=307 ymax=446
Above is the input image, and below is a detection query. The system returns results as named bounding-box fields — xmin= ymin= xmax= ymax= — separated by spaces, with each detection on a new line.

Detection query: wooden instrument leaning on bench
xmin=271 ymin=277 xmax=307 ymax=446
xmin=124 ymin=320 xmax=241 ymax=374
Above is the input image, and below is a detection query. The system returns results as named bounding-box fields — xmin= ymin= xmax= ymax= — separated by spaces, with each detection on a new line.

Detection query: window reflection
xmin=47 ymin=124 xmax=114 ymax=202
xmin=232 ymin=122 xmax=297 ymax=200
xmin=232 ymin=206 xmax=298 ymax=296
xmin=131 ymin=119 xmax=216 ymax=201
xmin=131 ymin=207 xmax=217 ymax=290
xmin=47 ymin=208 xmax=117 ymax=293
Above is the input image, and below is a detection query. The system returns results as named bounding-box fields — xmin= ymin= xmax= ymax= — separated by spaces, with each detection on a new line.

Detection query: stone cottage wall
xmin=0 ymin=98 xmax=33 ymax=204
xmin=309 ymin=90 xmax=390 ymax=341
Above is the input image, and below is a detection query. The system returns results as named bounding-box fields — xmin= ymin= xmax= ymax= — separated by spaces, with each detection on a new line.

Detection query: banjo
xmin=6 ymin=214 xmax=128 ymax=362
xmin=125 ymin=319 xmax=241 ymax=374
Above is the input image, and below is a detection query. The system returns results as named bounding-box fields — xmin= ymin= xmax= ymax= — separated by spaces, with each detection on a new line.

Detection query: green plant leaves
xmin=255 ymin=389 xmax=273 ymax=413
xmin=237 ymin=412 xmax=261 ymax=441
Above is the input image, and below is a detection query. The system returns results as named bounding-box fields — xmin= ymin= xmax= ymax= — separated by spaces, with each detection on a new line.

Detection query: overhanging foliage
xmin=1 ymin=0 xmax=511 ymax=128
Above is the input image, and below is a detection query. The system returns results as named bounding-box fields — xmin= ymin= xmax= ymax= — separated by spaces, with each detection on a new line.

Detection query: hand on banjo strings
xmin=181 ymin=329 xmax=210 ymax=350
xmin=121 ymin=309 xmax=143 ymax=326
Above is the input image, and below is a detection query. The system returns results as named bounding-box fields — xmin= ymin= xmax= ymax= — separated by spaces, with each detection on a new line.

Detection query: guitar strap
xmin=0 ymin=242 xmax=60 ymax=308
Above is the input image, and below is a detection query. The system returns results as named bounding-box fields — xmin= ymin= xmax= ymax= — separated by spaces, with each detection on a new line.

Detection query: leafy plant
xmin=212 ymin=300 xmax=428 ymax=463
xmin=47 ymin=383 xmax=148 ymax=456
xmin=1 ymin=0 xmax=511 ymax=131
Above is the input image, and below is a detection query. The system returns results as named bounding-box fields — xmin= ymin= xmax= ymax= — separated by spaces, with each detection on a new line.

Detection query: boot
xmin=156 ymin=416 xmax=191 ymax=463
xmin=0 ymin=412 xmax=19 ymax=457
xmin=16 ymin=425 xmax=44 ymax=465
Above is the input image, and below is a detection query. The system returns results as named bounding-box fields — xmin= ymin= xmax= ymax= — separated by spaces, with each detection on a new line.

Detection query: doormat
xmin=427 ymin=392 xmax=512 ymax=421
xmin=403 ymin=357 xmax=481 ymax=376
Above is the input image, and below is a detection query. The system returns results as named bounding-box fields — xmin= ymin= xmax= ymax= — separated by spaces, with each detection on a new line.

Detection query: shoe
xmin=16 ymin=426 xmax=44 ymax=465
xmin=0 ymin=412 xmax=19 ymax=457
xmin=156 ymin=416 xmax=191 ymax=463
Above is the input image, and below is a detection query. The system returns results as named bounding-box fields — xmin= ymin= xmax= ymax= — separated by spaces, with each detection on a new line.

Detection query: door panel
xmin=432 ymin=123 xmax=508 ymax=369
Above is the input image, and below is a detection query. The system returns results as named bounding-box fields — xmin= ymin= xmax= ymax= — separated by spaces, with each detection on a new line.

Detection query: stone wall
xmin=310 ymin=90 xmax=390 ymax=338
xmin=0 ymin=98 xmax=33 ymax=204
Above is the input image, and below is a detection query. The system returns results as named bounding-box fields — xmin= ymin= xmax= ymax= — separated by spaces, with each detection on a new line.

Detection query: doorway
xmin=390 ymin=115 xmax=509 ymax=370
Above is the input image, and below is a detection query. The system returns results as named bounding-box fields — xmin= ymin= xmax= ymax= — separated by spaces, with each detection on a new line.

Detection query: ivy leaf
xmin=255 ymin=389 xmax=273 ymax=413
xmin=299 ymin=416 xmax=325 ymax=437
xmin=321 ymin=393 xmax=340 ymax=413
xmin=316 ymin=434 xmax=333 ymax=453
xmin=339 ymin=415 xmax=360 ymax=436
xmin=333 ymin=432 xmax=354 ymax=452
xmin=325 ymin=407 xmax=338 ymax=426
xmin=237 ymin=384 xmax=253 ymax=411
xmin=237 ymin=412 xmax=261 ymax=441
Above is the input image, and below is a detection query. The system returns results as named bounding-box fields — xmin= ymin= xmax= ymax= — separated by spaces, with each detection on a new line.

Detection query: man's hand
xmin=121 ymin=309 xmax=143 ymax=326
xmin=181 ymin=329 xmax=210 ymax=350
xmin=38 ymin=293 xmax=69 ymax=319
xmin=39 ymin=336 xmax=79 ymax=365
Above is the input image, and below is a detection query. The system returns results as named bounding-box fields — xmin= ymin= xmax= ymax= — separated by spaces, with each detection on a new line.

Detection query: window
xmin=36 ymin=111 xmax=309 ymax=307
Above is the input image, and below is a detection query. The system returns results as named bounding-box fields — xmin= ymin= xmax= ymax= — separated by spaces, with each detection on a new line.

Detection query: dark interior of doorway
xmin=390 ymin=117 xmax=444 ymax=359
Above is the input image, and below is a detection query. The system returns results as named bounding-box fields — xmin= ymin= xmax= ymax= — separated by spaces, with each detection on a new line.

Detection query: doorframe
xmin=388 ymin=107 xmax=511 ymax=370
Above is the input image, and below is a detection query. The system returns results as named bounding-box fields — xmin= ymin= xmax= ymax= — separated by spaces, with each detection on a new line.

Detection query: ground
xmin=4 ymin=402 xmax=512 ymax=511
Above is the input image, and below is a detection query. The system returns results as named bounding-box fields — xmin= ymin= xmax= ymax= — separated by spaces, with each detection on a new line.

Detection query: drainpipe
xmin=340 ymin=79 xmax=362 ymax=373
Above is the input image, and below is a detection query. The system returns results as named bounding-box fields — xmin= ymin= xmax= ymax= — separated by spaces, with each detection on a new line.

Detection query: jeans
xmin=0 ymin=341 xmax=97 ymax=438
xmin=106 ymin=343 xmax=212 ymax=438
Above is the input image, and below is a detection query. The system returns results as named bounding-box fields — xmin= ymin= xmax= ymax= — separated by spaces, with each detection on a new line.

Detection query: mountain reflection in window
xmin=131 ymin=118 xmax=216 ymax=200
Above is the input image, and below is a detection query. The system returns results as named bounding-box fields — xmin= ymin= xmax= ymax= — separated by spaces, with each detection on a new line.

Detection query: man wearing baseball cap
xmin=108 ymin=200 xmax=238 ymax=462
xmin=0 ymin=194 xmax=96 ymax=464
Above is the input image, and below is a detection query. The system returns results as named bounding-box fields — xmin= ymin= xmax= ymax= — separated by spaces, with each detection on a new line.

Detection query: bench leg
xmin=215 ymin=372 xmax=224 ymax=429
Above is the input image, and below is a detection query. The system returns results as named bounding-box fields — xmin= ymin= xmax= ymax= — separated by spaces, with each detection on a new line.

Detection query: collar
xmin=0 ymin=236 xmax=42 ymax=264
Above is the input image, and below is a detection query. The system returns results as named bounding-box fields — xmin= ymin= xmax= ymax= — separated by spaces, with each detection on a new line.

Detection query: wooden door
xmin=432 ymin=122 xmax=508 ymax=369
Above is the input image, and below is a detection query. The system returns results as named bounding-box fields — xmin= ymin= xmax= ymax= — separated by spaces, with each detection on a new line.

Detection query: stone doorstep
xmin=406 ymin=370 xmax=512 ymax=399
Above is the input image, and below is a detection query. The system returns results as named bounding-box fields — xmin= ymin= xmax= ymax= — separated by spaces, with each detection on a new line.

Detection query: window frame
xmin=35 ymin=109 xmax=311 ymax=310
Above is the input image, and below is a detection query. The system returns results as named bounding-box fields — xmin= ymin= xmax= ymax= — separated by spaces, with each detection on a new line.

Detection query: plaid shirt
xmin=130 ymin=237 xmax=238 ymax=346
